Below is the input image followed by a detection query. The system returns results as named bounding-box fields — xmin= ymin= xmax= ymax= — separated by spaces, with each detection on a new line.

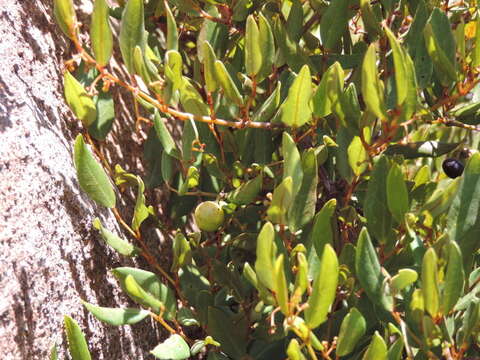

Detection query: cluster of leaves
xmin=52 ymin=0 xmax=480 ymax=358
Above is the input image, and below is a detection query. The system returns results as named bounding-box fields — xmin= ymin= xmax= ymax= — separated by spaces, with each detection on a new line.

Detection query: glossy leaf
xmin=423 ymin=8 xmax=456 ymax=86
xmin=305 ymin=244 xmax=338 ymax=329
xmin=214 ymin=60 xmax=244 ymax=106
xmin=88 ymin=91 xmax=115 ymax=140
xmin=422 ymin=248 xmax=440 ymax=317
xmin=64 ymin=315 xmax=92 ymax=360
xmin=287 ymin=339 xmax=305 ymax=360
xmin=384 ymin=27 xmax=407 ymax=105
xmin=363 ymin=331 xmax=387 ymax=360
xmin=132 ymin=176 xmax=150 ymax=231
xmin=282 ymin=132 xmax=303 ymax=197
xmin=227 ymin=174 xmax=262 ymax=205
xmin=151 ymin=334 xmax=190 ymax=360
xmin=245 ymin=15 xmax=262 ymax=77
xmin=447 ymin=153 xmax=480 ymax=271
xmin=280 ymin=65 xmax=313 ymax=128
xmin=267 ymin=177 xmax=293 ymax=225
xmin=119 ymin=0 xmax=145 ymax=73
xmin=348 ymin=135 xmax=368 ymax=176
xmin=384 ymin=141 xmax=460 ymax=159
xmin=273 ymin=254 xmax=289 ymax=315
xmin=92 ymin=218 xmax=138 ymax=256
xmin=112 ymin=267 xmax=176 ymax=319
xmin=164 ymin=1 xmax=178 ymax=51
xmin=320 ymin=0 xmax=350 ymax=50
xmin=207 ymin=307 xmax=247 ymax=359
xmin=257 ymin=13 xmax=275 ymax=82
xmin=355 ymin=227 xmax=393 ymax=311
xmin=90 ymin=0 xmax=113 ymax=66
xmin=54 ymin=0 xmax=77 ymax=40
xmin=288 ymin=148 xmax=318 ymax=231
xmin=64 ymin=71 xmax=97 ymax=127
xmin=73 ymin=135 xmax=116 ymax=208
xmin=391 ymin=269 xmax=418 ymax=292
xmin=386 ymin=163 xmax=409 ymax=223
xmin=441 ymin=241 xmax=465 ymax=314
xmin=311 ymin=199 xmax=336 ymax=259
xmin=360 ymin=0 xmax=381 ymax=37
xmin=82 ymin=301 xmax=149 ymax=325
xmin=255 ymin=222 xmax=277 ymax=290
xmin=202 ymin=41 xmax=218 ymax=93
xmin=153 ymin=111 xmax=179 ymax=157
xmin=362 ymin=44 xmax=386 ymax=120
xmin=364 ymin=156 xmax=392 ymax=244
xmin=336 ymin=308 xmax=366 ymax=356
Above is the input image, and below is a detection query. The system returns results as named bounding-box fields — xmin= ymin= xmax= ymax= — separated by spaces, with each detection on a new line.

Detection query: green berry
xmin=194 ymin=201 xmax=225 ymax=232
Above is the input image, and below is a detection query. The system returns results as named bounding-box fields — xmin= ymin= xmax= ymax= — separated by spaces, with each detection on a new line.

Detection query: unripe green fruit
xmin=194 ymin=201 xmax=225 ymax=232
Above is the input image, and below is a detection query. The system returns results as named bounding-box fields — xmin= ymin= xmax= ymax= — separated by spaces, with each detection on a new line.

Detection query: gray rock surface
xmin=0 ymin=1 xmax=162 ymax=358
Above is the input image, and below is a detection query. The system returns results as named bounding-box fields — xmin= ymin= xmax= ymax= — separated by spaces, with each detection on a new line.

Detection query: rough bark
xmin=0 ymin=1 xmax=162 ymax=358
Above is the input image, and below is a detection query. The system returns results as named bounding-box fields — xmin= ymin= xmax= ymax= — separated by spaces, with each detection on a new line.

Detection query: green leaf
xmin=119 ymin=0 xmax=145 ymax=73
xmin=422 ymin=248 xmax=440 ymax=318
xmin=362 ymin=44 xmax=386 ymax=120
xmin=311 ymin=199 xmax=336 ymax=259
xmin=364 ymin=156 xmax=393 ymax=244
xmin=133 ymin=46 xmax=152 ymax=84
xmin=312 ymin=62 xmax=344 ymax=118
xmin=355 ymin=227 xmax=393 ymax=311
xmin=92 ymin=218 xmax=138 ymax=256
xmin=387 ymin=338 xmax=404 ymax=360
xmin=360 ymin=0 xmax=382 ymax=38
xmin=123 ymin=274 xmax=164 ymax=312
xmin=165 ymin=1 xmax=178 ymax=51
xmin=267 ymin=177 xmax=293 ymax=225
xmin=207 ymin=307 xmax=247 ymax=359
xmin=54 ymin=0 xmax=77 ymax=40
xmin=391 ymin=269 xmax=418 ymax=292
xmin=178 ymin=166 xmax=200 ymax=195
xmin=151 ymin=334 xmax=190 ymax=360
xmin=73 ymin=135 xmax=115 ymax=208
xmin=423 ymin=8 xmax=456 ymax=86
xmin=441 ymin=241 xmax=465 ymax=314
xmin=64 ymin=71 xmax=97 ymax=127
xmin=257 ymin=13 xmax=275 ymax=82
xmin=90 ymin=0 xmax=113 ymax=66
xmin=255 ymin=222 xmax=277 ymax=290
xmin=82 ymin=301 xmax=149 ymax=325
xmin=362 ymin=331 xmax=387 ymax=360
xmin=386 ymin=163 xmax=409 ymax=223
xmin=245 ymin=15 xmax=262 ymax=77
xmin=348 ymin=135 xmax=368 ymax=176
xmin=227 ymin=174 xmax=263 ymax=205
xmin=202 ymin=41 xmax=218 ymax=93
xmin=384 ymin=27 xmax=408 ymax=105
xmin=64 ymin=315 xmax=92 ymax=360
xmin=214 ymin=60 xmax=244 ymax=106
xmin=384 ymin=141 xmax=460 ymax=159
xmin=172 ymin=232 xmax=192 ymax=270
xmin=287 ymin=339 xmax=306 ymax=360
xmin=273 ymin=254 xmax=289 ymax=315
xmin=132 ymin=176 xmax=149 ymax=231
xmin=153 ymin=111 xmax=179 ymax=157
xmin=305 ymin=244 xmax=339 ymax=329
xmin=282 ymin=132 xmax=303 ymax=197
xmin=336 ymin=308 xmax=366 ymax=357
xmin=473 ymin=17 xmax=480 ymax=67
xmin=112 ymin=267 xmax=176 ymax=319
xmin=288 ymin=148 xmax=318 ymax=231
xmin=447 ymin=153 xmax=480 ymax=271
xmin=88 ymin=91 xmax=115 ymax=140
xmin=320 ymin=0 xmax=350 ymax=50
xmin=50 ymin=344 xmax=58 ymax=360
xmin=165 ymin=50 xmax=183 ymax=93
xmin=461 ymin=298 xmax=480 ymax=344
xmin=281 ymin=65 xmax=313 ymax=128
xmin=181 ymin=118 xmax=199 ymax=163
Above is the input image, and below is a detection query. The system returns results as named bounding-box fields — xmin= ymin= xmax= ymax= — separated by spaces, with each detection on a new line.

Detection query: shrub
xmin=53 ymin=0 xmax=480 ymax=358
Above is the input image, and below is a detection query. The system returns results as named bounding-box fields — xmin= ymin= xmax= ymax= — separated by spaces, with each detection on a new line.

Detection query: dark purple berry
xmin=442 ymin=158 xmax=464 ymax=179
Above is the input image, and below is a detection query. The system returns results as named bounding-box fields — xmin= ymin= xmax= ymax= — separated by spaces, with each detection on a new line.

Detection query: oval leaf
xmin=74 ymin=135 xmax=115 ymax=208
xmin=151 ymin=334 xmax=190 ymax=360
xmin=64 ymin=72 xmax=97 ymax=127
xmin=336 ymin=307 xmax=366 ymax=356
xmin=119 ymin=0 xmax=145 ymax=73
xmin=386 ymin=163 xmax=409 ymax=223
xmin=90 ymin=0 xmax=113 ymax=66
xmin=82 ymin=301 xmax=149 ymax=325
xmin=281 ymin=65 xmax=313 ymax=128
xmin=64 ymin=315 xmax=92 ymax=360
xmin=421 ymin=248 xmax=440 ymax=318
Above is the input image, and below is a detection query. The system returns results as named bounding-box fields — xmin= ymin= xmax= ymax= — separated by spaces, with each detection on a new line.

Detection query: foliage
xmin=53 ymin=0 xmax=480 ymax=358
